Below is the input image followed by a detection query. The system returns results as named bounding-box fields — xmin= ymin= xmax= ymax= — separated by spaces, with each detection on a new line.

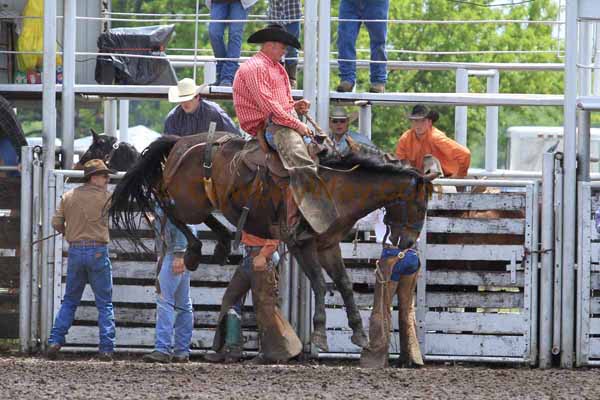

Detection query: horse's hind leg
xmin=318 ymin=245 xmax=368 ymax=348
xmin=204 ymin=213 xmax=233 ymax=265
xmin=291 ymin=242 xmax=329 ymax=352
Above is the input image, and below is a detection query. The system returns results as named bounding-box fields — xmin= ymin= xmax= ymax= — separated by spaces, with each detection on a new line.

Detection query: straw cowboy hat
xmin=330 ymin=106 xmax=359 ymax=123
xmin=83 ymin=159 xmax=114 ymax=179
xmin=168 ymin=78 xmax=208 ymax=103
xmin=407 ymin=104 xmax=439 ymax=123
xmin=247 ymin=24 xmax=301 ymax=49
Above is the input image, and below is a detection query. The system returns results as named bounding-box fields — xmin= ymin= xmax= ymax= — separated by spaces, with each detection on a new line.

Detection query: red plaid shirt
xmin=233 ymin=51 xmax=305 ymax=136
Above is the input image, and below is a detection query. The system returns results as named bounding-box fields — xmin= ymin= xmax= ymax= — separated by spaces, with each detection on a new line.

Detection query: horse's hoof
xmin=311 ymin=330 xmax=329 ymax=352
xmin=395 ymin=358 xmax=424 ymax=369
xmin=351 ymin=331 xmax=369 ymax=348
xmin=210 ymin=242 xmax=230 ymax=265
xmin=184 ymin=249 xmax=202 ymax=271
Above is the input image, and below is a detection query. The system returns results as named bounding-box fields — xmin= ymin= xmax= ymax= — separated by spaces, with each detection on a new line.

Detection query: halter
xmin=104 ymin=142 xmax=121 ymax=167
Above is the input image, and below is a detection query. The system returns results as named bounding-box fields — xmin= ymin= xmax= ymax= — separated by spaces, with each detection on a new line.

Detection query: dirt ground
xmin=2 ymin=355 xmax=600 ymax=400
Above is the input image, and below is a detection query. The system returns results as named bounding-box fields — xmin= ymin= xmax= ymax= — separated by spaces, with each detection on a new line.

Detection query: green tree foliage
xmin=71 ymin=0 xmax=561 ymax=168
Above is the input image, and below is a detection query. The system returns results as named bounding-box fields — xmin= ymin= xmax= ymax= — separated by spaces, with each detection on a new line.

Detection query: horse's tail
xmin=108 ymin=135 xmax=179 ymax=239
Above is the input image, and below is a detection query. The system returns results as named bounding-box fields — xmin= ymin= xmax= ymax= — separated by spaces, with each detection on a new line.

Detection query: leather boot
xmin=395 ymin=272 xmax=424 ymax=368
xmin=251 ymin=267 xmax=302 ymax=363
xmin=360 ymin=259 xmax=398 ymax=368
xmin=211 ymin=266 xmax=251 ymax=356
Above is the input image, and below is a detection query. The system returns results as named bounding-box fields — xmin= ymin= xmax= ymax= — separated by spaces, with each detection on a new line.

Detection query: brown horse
xmin=108 ymin=132 xmax=431 ymax=351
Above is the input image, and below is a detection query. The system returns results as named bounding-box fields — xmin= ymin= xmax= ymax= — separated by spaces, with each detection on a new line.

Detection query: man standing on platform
xmin=47 ymin=159 xmax=115 ymax=361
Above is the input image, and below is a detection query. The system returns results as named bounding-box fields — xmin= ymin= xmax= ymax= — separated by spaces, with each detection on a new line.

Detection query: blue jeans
xmin=154 ymin=253 xmax=193 ymax=356
xmin=284 ymin=21 xmax=301 ymax=68
xmin=208 ymin=1 xmax=250 ymax=84
xmin=337 ymin=0 xmax=389 ymax=85
xmin=49 ymin=245 xmax=115 ymax=353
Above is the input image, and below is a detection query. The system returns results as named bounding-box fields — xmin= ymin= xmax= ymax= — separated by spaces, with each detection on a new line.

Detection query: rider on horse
xmin=232 ymin=24 xmax=338 ymax=242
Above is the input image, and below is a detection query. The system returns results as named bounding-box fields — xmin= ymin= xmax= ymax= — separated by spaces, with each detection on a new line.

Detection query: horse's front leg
xmin=318 ymin=244 xmax=368 ymax=348
xmin=290 ymin=241 xmax=329 ymax=352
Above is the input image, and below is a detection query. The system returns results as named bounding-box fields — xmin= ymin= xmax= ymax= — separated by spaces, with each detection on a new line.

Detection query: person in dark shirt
xmin=164 ymin=78 xmax=241 ymax=136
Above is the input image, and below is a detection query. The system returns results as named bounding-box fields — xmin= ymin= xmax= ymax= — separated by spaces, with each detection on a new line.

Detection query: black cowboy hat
xmin=247 ymin=24 xmax=301 ymax=50
xmin=407 ymin=104 xmax=439 ymax=123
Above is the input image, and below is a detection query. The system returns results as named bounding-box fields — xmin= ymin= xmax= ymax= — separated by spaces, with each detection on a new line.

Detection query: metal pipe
xmin=553 ymin=154 xmax=564 ymax=356
xmin=593 ymin=23 xmax=600 ymax=95
xmin=561 ymin=0 xmax=578 ymax=368
xmin=118 ymin=100 xmax=129 ymax=143
xmin=61 ymin=0 xmax=76 ymax=169
xmin=203 ymin=62 xmax=217 ymax=85
xmin=578 ymin=110 xmax=592 ymax=182
xmin=358 ymin=102 xmax=372 ymax=140
xmin=40 ymin=0 xmax=57 ymax=350
xmin=192 ymin=0 xmax=200 ymax=82
xmin=316 ymin=0 xmax=331 ymax=132
xmin=454 ymin=68 xmax=468 ymax=146
xmin=485 ymin=70 xmax=499 ymax=172
xmin=30 ymin=150 xmax=42 ymax=350
xmin=19 ymin=147 xmax=33 ymax=352
xmin=278 ymin=244 xmax=290 ymax=321
xmin=539 ymin=153 xmax=555 ymax=368
xmin=580 ymin=22 xmax=592 ymax=97
xmin=529 ymin=181 xmax=541 ymax=365
xmin=103 ymin=100 xmax=117 ymax=137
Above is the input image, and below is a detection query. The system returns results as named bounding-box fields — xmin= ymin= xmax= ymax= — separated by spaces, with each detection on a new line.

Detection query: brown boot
xmin=251 ymin=267 xmax=302 ymax=363
xmin=360 ymin=258 xmax=398 ymax=368
xmin=396 ymin=272 xmax=424 ymax=368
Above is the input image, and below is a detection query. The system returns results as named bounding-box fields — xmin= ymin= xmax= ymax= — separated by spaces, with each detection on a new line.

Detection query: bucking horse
xmin=108 ymin=131 xmax=433 ymax=353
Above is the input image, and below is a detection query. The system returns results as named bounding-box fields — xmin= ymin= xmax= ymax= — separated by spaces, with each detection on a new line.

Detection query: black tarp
xmin=95 ymin=25 xmax=177 ymax=85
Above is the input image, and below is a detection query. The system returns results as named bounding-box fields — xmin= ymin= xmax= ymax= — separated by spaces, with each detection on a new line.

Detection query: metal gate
xmin=576 ymin=181 xmax=600 ymax=366
xmin=314 ymin=180 xmax=540 ymax=363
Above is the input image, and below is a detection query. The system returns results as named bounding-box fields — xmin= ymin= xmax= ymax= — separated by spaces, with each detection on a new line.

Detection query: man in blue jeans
xmin=47 ymin=159 xmax=115 ymax=361
xmin=207 ymin=0 xmax=258 ymax=86
xmin=336 ymin=0 xmax=389 ymax=93
xmin=267 ymin=0 xmax=302 ymax=88
xmin=143 ymin=207 xmax=196 ymax=363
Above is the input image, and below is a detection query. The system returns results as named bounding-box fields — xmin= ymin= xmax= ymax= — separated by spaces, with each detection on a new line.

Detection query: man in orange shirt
xmin=395 ymin=104 xmax=471 ymax=178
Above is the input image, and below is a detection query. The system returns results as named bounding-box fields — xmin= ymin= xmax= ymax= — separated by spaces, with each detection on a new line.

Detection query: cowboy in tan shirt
xmin=47 ymin=159 xmax=116 ymax=361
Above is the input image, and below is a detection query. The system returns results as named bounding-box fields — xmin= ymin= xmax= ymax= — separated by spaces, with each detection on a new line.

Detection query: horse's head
xmin=75 ymin=129 xmax=118 ymax=169
xmin=383 ymin=177 xmax=430 ymax=250
xmin=107 ymin=142 xmax=140 ymax=171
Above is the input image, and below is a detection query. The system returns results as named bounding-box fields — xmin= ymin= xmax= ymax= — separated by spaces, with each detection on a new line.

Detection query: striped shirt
xmin=267 ymin=0 xmax=302 ymax=23
xmin=233 ymin=51 xmax=305 ymax=136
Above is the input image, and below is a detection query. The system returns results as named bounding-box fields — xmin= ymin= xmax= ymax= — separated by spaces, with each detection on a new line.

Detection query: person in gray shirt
xmin=164 ymin=78 xmax=241 ymax=136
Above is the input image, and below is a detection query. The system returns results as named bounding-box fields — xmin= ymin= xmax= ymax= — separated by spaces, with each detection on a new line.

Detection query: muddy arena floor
xmin=3 ymin=355 xmax=600 ymax=400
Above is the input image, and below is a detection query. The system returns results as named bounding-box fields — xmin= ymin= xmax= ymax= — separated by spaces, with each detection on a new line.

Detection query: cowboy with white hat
xmin=328 ymin=106 xmax=374 ymax=154
xmin=164 ymin=78 xmax=241 ymax=137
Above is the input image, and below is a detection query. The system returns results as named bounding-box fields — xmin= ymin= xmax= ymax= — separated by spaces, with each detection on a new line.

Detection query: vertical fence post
xmin=454 ymin=68 xmax=468 ymax=146
xmin=358 ymin=102 xmax=372 ymax=140
xmin=61 ymin=0 xmax=76 ymax=169
xmin=41 ymin=0 xmax=57 ymax=350
xmin=539 ymin=152 xmax=555 ymax=368
xmin=19 ymin=147 xmax=33 ymax=352
xmin=553 ymin=153 xmax=564 ymax=357
xmin=103 ymin=100 xmax=118 ymax=137
xmin=30 ymin=148 xmax=43 ymax=349
xmin=484 ymin=70 xmax=499 ymax=172
xmin=118 ymin=100 xmax=129 ymax=143
xmin=561 ymin=0 xmax=579 ymax=367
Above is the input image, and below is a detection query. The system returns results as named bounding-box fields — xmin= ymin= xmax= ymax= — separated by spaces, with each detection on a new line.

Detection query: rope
xmin=76 ymin=16 xmax=303 ymax=24
xmin=332 ymin=18 xmax=563 ymax=25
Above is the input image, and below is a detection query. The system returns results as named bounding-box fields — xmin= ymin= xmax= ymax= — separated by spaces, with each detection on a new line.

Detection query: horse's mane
xmin=320 ymin=143 xmax=424 ymax=179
